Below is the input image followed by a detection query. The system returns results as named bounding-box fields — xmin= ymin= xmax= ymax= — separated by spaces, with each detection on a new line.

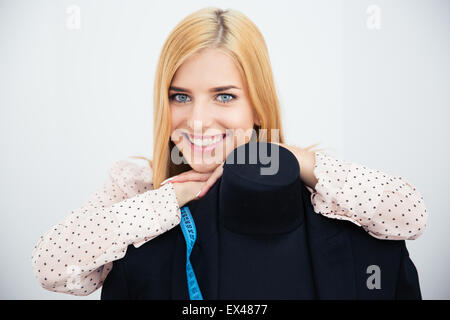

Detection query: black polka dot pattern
xmin=31 ymin=160 xmax=181 ymax=296
xmin=308 ymin=151 xmax=428 ymax=241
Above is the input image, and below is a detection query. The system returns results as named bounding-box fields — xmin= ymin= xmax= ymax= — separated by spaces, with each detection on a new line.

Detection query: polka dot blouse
xmin=308 ymin=151 xmax=427 ymax=241
xmin=31 ymin=151 xmax=428 ymax=296
xmin=31 ymin=159 xmax=181 ymax=296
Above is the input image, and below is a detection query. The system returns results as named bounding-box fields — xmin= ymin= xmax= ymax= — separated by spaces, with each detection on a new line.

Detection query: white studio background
xmin=0 ymin=0 xmax=448 ymax=299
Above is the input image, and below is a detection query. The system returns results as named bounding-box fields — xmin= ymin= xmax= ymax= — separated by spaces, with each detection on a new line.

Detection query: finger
xmin=197 ymin=165 xmax=224 ymax=198
xmin=198 ymin=168 xmax=223 ymax=198
xmin=161 ymin=170 xmax=205 ymax=185
xmin=168 ymin=169 xmax=194 ymax=181
xmin=172 ymin=172 xmax=212 ymax=183
xmin=161 ymin=176 xmax=178 ymax=185
xmin=167 ymin=172 xmax=211 ymax=185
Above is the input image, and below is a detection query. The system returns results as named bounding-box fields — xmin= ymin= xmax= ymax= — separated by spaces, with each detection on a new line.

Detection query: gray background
xmin=1 ymin=0 xmax=448 ymax=299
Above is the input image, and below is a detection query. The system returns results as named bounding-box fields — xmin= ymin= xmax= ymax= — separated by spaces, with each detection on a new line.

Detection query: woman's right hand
xmin=161 ymin=164 xmax=225 ymax=207
xmin=171 ymin=180 xmax=206 ymax=208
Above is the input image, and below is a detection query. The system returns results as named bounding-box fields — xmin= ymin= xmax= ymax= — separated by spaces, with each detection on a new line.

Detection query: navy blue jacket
xmin=101 ymin=142 xmax=421 ymax=300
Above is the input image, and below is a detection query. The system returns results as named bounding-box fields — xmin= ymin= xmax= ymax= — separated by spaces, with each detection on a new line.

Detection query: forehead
xmin=171 ymin=48 xmax=243 ymax=88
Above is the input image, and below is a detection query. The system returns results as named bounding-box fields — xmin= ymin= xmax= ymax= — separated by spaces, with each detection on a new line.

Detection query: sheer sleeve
xmin=31 ymin=160 xmax=181 ymax=296
xmin=305 ymin=151 xmax=428 ymax=240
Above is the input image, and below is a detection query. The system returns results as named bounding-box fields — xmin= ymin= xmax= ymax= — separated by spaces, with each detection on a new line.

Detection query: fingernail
xmin=161 ymin=177 xmax=175 ymax=185
xmin=195 ymin=190 xmax=201 ymax=198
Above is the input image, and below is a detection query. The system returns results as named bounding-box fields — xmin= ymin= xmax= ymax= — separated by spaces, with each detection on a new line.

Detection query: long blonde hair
xmin=130 ymin=7 xmax=324 ymax=188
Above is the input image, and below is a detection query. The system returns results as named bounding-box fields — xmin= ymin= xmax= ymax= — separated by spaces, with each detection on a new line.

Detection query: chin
xmin=188 ymin=161 xmax=221 ymax=173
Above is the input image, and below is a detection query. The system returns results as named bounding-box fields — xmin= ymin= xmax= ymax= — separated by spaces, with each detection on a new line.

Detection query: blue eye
xmin=169 ymin=94 xmax=191 ymax=103
xmin=217 ymin=93 xmax=236 ymax=103
xmin=168 ymin=93 xmax=237 ymax=104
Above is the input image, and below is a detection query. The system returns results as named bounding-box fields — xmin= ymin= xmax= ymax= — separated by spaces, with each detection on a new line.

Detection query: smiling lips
xmin=184 ymin=133 xmax=227 ymax=152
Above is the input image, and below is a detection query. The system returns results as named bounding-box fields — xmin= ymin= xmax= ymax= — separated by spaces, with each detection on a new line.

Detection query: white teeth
xmin=189 ymin=134 xmax=223 ymax=147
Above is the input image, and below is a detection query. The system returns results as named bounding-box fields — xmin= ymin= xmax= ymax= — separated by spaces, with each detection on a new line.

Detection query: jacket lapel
xmin=176 ymin=182 xmax=221 ymax=300
xmin=302 ymin=185 xmax=357 ymax=299
xmin=176 ymin=182 xmax=357 ymax=300
xmin=171 ymin=228 xmax=189 ymax=300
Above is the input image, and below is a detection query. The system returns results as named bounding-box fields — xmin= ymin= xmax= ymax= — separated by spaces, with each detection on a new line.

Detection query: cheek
xmin=220 ymin=104 xmax=254 ymax=129
xmin=221 ymin=106 xmax=256 ymax=149
xmin=170 ymin=108 xmax=190 ymax=137
xmin=170 ymin=107 xmax=181 ymax=127
xmin=169 ymin=108 xmax=186 ymax=145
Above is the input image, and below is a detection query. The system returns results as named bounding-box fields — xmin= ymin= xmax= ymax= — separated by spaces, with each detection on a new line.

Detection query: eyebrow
xmin=168 ymin=85 xmax=241 ymax=93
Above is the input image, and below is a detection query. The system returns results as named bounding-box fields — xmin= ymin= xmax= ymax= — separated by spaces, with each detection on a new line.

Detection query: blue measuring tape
xmin=179 ymin=206 xmax=203 ymax=300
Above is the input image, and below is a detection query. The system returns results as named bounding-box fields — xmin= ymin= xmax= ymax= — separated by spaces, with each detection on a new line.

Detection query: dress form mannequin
xmin=101 ymin=142 xmax=421 ymax=300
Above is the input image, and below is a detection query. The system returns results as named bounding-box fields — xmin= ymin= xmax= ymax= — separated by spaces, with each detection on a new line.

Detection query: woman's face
xmin=169 ymin=47 xmax=260 ymax=173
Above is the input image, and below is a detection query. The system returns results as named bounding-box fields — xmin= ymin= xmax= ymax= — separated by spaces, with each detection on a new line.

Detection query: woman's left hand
xmin=270 ymin=142 xmax=319 ymax=190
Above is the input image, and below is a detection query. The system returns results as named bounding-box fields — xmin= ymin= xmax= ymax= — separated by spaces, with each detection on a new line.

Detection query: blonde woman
xmin=32 ymin=7 xmax=428 ymax=296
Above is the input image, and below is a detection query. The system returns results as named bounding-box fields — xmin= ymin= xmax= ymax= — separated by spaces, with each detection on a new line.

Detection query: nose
xmin=186 ymin=99 xmax=214 ymax=132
